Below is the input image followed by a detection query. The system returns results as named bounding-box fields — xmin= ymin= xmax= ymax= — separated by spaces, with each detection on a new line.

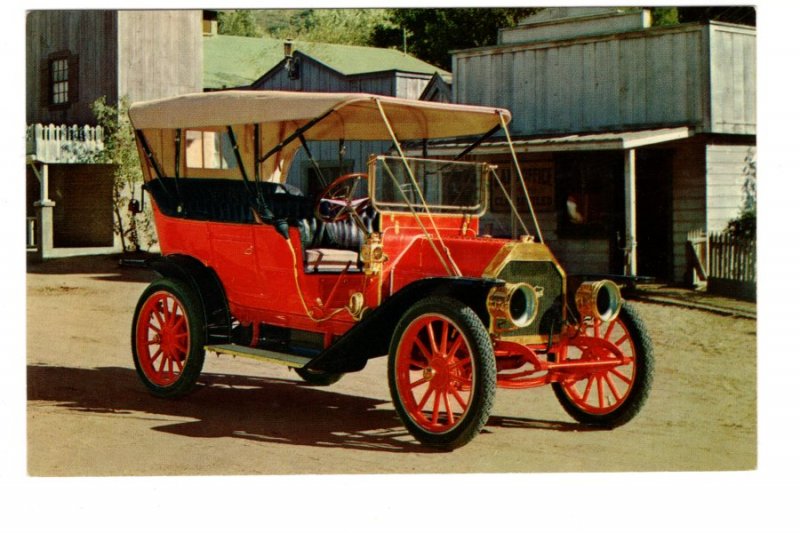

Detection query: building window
xmin=555 ymin=152 xmax=622 ymax=238
xmin=43 ymin=52 xmax=77 ymax=108
xmin=50 ymin=58 xmax=69 ymax=105
xmin=185 ymin=130 xmax=236 ymax=170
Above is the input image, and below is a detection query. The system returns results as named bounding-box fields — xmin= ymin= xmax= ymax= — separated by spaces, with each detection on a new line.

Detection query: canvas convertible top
xmin=128 ymin=90 xmax=512 ymax=141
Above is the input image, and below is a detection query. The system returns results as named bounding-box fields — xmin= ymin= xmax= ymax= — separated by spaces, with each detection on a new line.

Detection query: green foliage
xmin=91 ymin=96 xmax=156 ymax=252
xmin=300 ymin=9 xmax=392 ymax=46
xmin=218 ymin=10 xmax=261 ymax=37
xmin=725 ymin=149 xmax=757 ymax=240
xmin=256 ymin=9 xmax=392 ymax=46
xmin=238 ymin=8 xmax=537 ymax=68
xmin=376 ymin=8 xmax=539 ymax=69
xmin=651 ymin=7 xmax=680 ymax=27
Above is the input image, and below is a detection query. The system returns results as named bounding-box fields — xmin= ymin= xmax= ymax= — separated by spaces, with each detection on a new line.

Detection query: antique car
xmin=128 ymin=90 xmax=653 ymax=449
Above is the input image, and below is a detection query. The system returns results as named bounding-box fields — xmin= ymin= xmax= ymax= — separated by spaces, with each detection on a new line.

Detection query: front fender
xmin=306 ymin=276 xmax=502 ymax=373
xmin=146 ymin=254 xmax=232 ymax=344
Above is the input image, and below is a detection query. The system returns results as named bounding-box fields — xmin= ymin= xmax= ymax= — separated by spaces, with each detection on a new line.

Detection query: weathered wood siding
xmin=254 ymin=57 xmax=401 ymax=95
xmin=26 ymin=10 xmax=118 ymax=125
xmin=254 ymin=60 xmax=427 ymax=187
xmin=118 ymin=10 xmax=203 ymax=103
xmin=454 ymin=22 xmax=754 ymax=136
xmin=285 ymin=140 xmax=391 ymax=194
xmin=706 ymin=143 xmax=754 ymax=233
xmin=709 ymin=24 xmax=757 ymax=134
xmin=27 ymin=10 xmax=203 ymax=124
xmin=671 ymin=141 xmax=707 ymax=281
xmin=395 ymin=74 xmax=434 ymax=99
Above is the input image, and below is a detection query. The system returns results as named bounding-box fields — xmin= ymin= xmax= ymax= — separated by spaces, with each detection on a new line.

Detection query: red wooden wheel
xmin=135 ymin=290 xmax=191 ymax=386
xmin=395 ymin=314 xmax=475 ymax=432
xmin=553 ymin=302 xmax=653 ymax=426
xmin=132 ymin=278 xmax=205 ymax=398
xmin=389 ymin=297 xmax=496 ymax=448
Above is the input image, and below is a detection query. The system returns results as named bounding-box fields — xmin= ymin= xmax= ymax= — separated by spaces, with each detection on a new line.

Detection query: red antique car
xmin=128 ymin=91 xmax=653 ymax=449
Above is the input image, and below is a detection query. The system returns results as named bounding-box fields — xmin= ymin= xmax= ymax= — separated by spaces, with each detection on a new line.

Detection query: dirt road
xmin=26 ymin=255 xmax=756 ymax=476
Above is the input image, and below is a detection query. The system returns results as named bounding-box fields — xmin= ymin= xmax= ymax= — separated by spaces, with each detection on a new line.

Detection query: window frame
xmin=44 ymin=51 xmax=77 ymax=110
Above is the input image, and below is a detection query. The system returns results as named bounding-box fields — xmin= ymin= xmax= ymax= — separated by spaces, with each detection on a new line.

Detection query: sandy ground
xmin=26 ymin=254 xmax=756 ymax=476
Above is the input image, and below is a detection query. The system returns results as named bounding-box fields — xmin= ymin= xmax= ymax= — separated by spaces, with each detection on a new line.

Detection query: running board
xmin=205 ymin=344 xmax=313 ymax=368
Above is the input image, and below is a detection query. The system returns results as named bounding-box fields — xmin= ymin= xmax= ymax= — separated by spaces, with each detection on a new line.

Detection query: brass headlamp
xmin=574 ymin=280 xmax=622 ymax=322
xmin=487 ymin=282 xmax=542 ymax=333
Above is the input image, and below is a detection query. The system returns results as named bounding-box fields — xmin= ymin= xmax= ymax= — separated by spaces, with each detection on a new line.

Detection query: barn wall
xmin=118 ymin=10 xmax=203 ymax=102
xmin=454 ymin=25 xmax=709 ymax=135
xmin=706 ymin=143 xmax=755 ymax=233
xmin=671 ymin=140 xmax=707 ymax=282
xmin=709 ymin=24 xmax=757 ymax=135
xmin=454 ymin=22 xmax=754 ymax=136
xmin=26 ymin=10 xmax=118 ymax=125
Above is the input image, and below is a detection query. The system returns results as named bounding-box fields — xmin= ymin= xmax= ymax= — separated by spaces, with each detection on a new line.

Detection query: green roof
xmin=204 ymin=34 xmax=449 ymax=90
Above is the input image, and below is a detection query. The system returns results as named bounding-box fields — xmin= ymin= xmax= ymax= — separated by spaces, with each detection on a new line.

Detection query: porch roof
xmin=424 ymin=126 xmax=693 ymax=155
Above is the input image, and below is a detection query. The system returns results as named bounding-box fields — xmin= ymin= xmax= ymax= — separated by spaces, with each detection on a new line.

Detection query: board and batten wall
xmin=27 ymin=10 xmax=118 ymax=125
xmin=117 ymin=10 xmax=203 ymax=103
xmin=453 ymin=22 xmax=755 ymax=137
xmin=27 ymin=10 xmax=203 ymax=126
xmin=671 ymin=140 xmax=707 ymax=282
xmin=254 ymin=56 xmax=432 ymax=100
xmin=709 ymin=24 xmax=757 ymax=134
xmin=706 ymin=144 xmax=755 ymax=233
xmin=254 ymin=59 xmax=434 ymax=188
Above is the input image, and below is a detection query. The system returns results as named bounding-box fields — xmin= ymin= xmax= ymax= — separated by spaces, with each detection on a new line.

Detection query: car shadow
xmin=27 ymin=364 xmax=590 ymax=455
xmin=27 ymin=253 xmax=158 ymax=284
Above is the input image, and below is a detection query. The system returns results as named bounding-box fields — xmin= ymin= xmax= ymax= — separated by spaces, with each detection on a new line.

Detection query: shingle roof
xmin=204 ymin=35 xmax=449 ymax=90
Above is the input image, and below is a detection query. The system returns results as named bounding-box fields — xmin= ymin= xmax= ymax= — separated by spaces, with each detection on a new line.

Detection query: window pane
xmin=185 ymin=130 xmax=203 ymax=168
xmin=185 ymin=129 xmax=237 ymax=170
xmin=372 ymin=156 xmax=485 ymax=214
xmin=202 ymin=132 xmax=219 ymax=168
xmin=50 ymin=58 xmax=70 ymax=104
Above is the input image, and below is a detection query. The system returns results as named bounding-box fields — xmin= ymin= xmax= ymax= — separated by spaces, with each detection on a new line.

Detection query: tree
xmin=651 ymin=7 xmax=679 ymax=27
xmin=299 ymin=9 xmax=392 ymax=46
xmin=375 ymin=8 xmax=539 ymax=69
xmin=218 ymin=10 xmax=261 ymax=37
xmin=90 ymin=96 xmax=156 ymax=253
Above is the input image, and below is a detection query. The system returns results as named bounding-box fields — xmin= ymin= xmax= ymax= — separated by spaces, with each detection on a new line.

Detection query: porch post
xmin=624 ymin=149 xmax=638 ymax=277
xmin=32 ymin=162 xmax=55 ymax=261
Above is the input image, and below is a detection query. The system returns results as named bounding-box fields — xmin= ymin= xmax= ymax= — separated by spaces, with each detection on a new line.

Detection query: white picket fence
xmin=26 ymin=123 xmax=105 ymax=163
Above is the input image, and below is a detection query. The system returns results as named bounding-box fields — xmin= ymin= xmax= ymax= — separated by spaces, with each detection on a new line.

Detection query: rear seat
xmin=145 ymin=177 xmax=379 ymax=260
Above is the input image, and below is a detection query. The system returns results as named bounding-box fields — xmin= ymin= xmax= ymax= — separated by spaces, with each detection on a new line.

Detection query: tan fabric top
xmin=128 ymin=90 xmax=511 ymax=141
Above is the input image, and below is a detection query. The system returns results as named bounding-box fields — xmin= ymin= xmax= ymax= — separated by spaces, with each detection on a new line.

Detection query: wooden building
xmin=203 ymin=28 xmax=446 ymax=196
xmin=449 ymin=7 xmax=756 ymax=283
xmin=26 ymin=10 xmax=203 ymax=254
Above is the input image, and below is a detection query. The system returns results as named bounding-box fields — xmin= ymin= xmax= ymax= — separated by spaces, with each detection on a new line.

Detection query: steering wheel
xmin=314 ymin=173 xmax=371 ymax=232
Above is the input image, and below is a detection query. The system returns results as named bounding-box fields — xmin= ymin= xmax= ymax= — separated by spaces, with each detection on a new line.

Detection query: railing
xmin=708 ymin=231 xmax=756 ymax=301
xmin=26 ymin=123 xmax=105 ymax=163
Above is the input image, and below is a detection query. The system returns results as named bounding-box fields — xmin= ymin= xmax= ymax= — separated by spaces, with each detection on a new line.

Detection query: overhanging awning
xmin=424 ymin=126 xmax=693 ymax=155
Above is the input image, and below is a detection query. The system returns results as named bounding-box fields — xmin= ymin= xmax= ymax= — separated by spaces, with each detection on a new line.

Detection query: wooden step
xmin=205 ymin=344 xmax=313 ymax=368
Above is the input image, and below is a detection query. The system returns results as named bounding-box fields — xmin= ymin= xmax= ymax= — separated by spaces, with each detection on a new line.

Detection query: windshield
xmin=369 ymin=155 xmax=489 ymax=215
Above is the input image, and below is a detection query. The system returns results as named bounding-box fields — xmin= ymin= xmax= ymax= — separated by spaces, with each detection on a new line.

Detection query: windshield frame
xmin=367 ymin=154 xmax=491 ymax=217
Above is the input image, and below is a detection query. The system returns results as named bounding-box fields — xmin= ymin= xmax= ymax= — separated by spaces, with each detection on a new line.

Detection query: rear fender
xmin=146 ymin=254 xmax=232 ymax=344
xmin=306 ymin=277 xmax=502 ymax=374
